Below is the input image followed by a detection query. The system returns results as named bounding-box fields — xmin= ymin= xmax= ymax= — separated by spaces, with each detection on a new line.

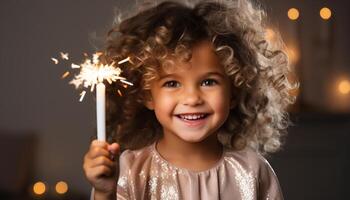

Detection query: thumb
xmin=107 ymin=143 xmax=120 ymax=155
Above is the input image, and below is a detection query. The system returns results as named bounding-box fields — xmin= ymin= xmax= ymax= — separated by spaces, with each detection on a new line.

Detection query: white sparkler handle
xmin=96 ymin=83 xmax=106 ymax=141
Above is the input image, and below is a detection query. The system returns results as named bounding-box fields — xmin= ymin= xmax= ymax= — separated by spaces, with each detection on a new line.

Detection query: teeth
xmin=179 ymin=114 xmax=205 ymax=120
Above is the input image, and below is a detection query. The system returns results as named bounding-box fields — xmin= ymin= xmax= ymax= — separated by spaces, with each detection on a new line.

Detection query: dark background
xmin=0 ymin=0 xmax=349 ymax=199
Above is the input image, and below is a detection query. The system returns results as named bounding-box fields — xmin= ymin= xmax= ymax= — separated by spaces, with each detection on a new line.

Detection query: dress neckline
xmin=151 ymin=141 xmax=227 ymax=175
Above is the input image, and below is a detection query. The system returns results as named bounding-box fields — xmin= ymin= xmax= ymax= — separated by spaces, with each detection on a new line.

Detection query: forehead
xmin=160 ymin=40 xmax=224 ymax=75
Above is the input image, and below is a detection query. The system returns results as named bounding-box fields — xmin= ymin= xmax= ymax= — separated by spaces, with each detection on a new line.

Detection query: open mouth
xmin=175 ymin=113 xmax=210 ymax=121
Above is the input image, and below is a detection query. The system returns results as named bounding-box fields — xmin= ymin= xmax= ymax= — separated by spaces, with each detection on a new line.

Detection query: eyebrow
xmin=205 ymin=72 xmax=226 ymax=78
xmin=159 ymin=74 xmax=179 ymax=80
xmin=159 ymin=71 xmax=226 ymax=80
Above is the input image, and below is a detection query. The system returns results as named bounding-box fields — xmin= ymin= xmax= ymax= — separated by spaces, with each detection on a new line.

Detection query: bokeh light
xmin=55 ymin=181 xmax=69 ymax=194
xmin=288 ymin=8 xmax=299 ymax=20
xmin=338 ymin=80 xmax=350 ymax=95
xmin=33 ymin=181 xmax=46 ymax=195
xmin=320 ymin=7 xmax=332 ymax=20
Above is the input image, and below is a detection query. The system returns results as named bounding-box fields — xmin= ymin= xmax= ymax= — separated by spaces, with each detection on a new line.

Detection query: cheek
xmin=153 ymin=93 xmax=176 ymax=115
xmin=209 ymin=89 xmax=231 ymax=117
xmin=153 ymin=95 xmax=177 ymax=128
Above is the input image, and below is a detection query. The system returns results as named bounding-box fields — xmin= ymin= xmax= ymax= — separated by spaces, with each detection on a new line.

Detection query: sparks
xmin=61 ymin=71 xmax=70 ymax=79
xmin=79 ymin=90 xmax=87 ymax=102
xmin=120 ymin=79 xmax=134 ymax=86
xmin=71 ymin=63 xmax=80 ymax=69
xmin=51 ymin=57 xmax=59 ymax=64
xmin=117 ymin=89 xmax=123 ymax=96
xmin=60 ymin=52 xmax=69 ymax=60
xmin=69 ymin=53 xmax=128 ymax=93
xmin=118 ymin=57 xmax=130 ymax=65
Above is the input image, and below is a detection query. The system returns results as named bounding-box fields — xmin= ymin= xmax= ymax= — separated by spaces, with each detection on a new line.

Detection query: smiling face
xmin=145 ymin=41 xmax=233 ymax=143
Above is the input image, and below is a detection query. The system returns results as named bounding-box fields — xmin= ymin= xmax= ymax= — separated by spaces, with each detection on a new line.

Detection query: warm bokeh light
xmin=33 ymin=181 xmax=46 ymax=195
xmin=338 ymin=80 xmax=350 ymax=95
xmin=55 ymin=181 xmax=69 ymax=194
xmin=288 ymin=8 xmax=299 ymax=20
xmin=320 ymin=7 xmax=332 ymax=20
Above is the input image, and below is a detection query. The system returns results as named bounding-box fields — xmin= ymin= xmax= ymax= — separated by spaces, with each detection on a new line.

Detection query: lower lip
xmin=176 ymin=115 xmax=209 ymax=127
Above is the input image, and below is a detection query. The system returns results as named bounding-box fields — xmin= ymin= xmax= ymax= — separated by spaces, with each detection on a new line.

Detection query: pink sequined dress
xmin=110 ymin=142 xmax=284 ymax=200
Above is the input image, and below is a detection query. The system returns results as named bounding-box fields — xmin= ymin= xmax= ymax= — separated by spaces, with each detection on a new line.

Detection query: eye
xmin=163 ymin=80 xmax=180 ymax=88
xmin=201 ymin=79 xmax=218 ymax=86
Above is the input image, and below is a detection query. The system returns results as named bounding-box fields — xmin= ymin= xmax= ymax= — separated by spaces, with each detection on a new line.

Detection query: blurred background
xmin=0 ymin=0 xmax=349 ymax=199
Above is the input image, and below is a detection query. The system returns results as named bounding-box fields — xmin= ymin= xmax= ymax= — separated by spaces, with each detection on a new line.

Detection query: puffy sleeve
xmin=257 ymin=155 xmax=284 ymax=200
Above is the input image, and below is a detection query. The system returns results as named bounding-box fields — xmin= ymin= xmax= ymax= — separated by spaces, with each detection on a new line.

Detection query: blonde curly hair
xmin=104 ymin=0 xmax=296 ymax=154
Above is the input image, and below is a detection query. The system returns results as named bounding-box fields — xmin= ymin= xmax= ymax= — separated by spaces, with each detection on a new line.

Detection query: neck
xmin=156 ymin=131 xmax=223 ymax=168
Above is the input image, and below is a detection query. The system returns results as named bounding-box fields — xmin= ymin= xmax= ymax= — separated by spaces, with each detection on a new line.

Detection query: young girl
xmin=83 ymin=0 xmax=295 ymax=199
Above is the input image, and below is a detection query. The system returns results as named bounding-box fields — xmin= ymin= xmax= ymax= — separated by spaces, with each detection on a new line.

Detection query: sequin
xmin=117 ymin=176 xmax=127 ymax=188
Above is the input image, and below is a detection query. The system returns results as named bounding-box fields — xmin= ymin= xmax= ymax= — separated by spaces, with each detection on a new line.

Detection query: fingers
xmin=89 ymin=148 xmax=110 ymax=160
xmin=90 ymin=156 xmax=116 ymax=168
xmin=85 ymin=141 xmax=120 ymax=166
xmin=85 ymin=140 xmax=118 ymax=166
xmin=83 ymin=140 xmax=119 ymax=181
xmin=87 ymin=141 xmax=120 ymax=159
xmin=88 ymin=140 xmax=110 ymax=159
xmin=87 ymin=165 xmax=114 ymax=180
xmin=83 ymin=140 xmax=121 ymax=194
xmin=83 ymin=156 xmax=115 ymax=180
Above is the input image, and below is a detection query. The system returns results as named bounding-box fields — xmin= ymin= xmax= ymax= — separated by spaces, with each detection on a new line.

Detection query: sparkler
xmin=52 ymin=52 xmax=133 ymax=141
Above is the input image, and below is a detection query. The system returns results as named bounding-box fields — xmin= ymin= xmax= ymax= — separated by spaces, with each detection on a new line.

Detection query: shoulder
xmin=225 ymin=147 xmax=277 ymax=178
xmin=225 ymin=147 xmax=283 ymax=198
xmin=119 ymin=143 xmax=155 ymax=170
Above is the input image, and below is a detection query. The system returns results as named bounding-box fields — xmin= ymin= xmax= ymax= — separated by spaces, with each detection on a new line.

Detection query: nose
xmin=181 ymin=86 xmax=204 ymax=106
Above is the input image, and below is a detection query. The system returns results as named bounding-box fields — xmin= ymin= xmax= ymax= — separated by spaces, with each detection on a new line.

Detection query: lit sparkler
xmin=69 ymin=52 xmax=132 ymax=141
xmin=54 ymin=51 xmax=132 ymax=141
xmin=68 ymin=52 xmax=125 ymax=92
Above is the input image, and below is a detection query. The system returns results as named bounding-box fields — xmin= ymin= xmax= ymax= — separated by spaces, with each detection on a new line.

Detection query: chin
xmin=178 ymin=134 xmax=210 ymax=143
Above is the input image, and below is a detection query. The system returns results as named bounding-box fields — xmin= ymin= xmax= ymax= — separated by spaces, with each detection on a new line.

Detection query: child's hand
xmin=83 ymin=140 xmax=120 ymax=199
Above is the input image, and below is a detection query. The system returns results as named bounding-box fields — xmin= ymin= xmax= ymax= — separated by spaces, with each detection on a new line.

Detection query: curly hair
xmin=104 ymin=0 xmax=296 ymax=154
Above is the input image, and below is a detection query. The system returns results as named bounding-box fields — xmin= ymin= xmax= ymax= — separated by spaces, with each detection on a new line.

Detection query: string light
xmin=338 ymin=80 xmax=350 ymax=95
xmin=288 ymin=8 xmax=299 ymax=20
xmin=320 ymin=7 xmax=332 ymax=20
xmin=55 ymin=181 xmax=69 ymax=194
xmin=33 ymin=181 xmax=46 ymax=195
